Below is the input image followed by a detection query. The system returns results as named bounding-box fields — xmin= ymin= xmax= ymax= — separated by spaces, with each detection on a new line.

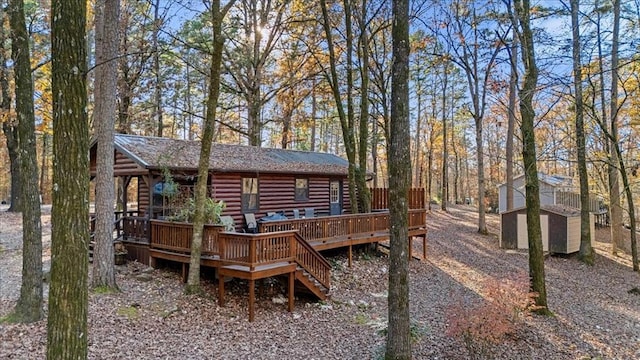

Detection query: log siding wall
xmin=210 ymin=173 xmax=350 ymax=229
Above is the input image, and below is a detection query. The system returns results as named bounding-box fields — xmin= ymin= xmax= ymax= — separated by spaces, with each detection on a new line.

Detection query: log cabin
xmin=90 ymin=133 xmax=353 ymax=225
xmin=89 ymin=134 xmax=427 ymax=321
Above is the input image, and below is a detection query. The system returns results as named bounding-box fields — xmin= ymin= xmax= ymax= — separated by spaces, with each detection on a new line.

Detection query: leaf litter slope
xmin=0 ymin=204 xmax=638 ymax=359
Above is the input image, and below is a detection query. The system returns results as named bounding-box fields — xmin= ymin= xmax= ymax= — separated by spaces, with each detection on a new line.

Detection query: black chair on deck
xmin=244 ymin=213 xmax=258 ymax=233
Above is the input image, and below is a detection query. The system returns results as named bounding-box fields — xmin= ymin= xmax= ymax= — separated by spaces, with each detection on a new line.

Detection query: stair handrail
xmin=293 ymin=232 xmax=331 ymax=290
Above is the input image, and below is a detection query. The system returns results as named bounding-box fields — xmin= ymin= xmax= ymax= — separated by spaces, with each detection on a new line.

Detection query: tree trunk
xmin=594 ymin=0 xmax=616 ymax=255
xmin=514 ymin=0 xmax=550 ymax=315
xmin=608 ymin=0 xmax=623 ymax=256
xmin=152 ymin=0 xmax=163 ymax=137
xmin=0 ymin=5 xmax=20 ymax=213
xmin=506 ymin=29 xmax=517 ymax=212
xmin=320 ymin=0 xmax=363 ymax=214
xmin=281 ymin=87 xmax=294 ymax=149
xmin=475 ymin=114 xmax=487 ymax=233
xmin=39 ymin=133 xmax=48 ymax=203
xmin=7 ymin=0 xmax=43 ymax=323
xmin=441 ymin=64 xmax=448 ymax=211
xmin=311 ymin=78 xmax=317 ymax=152
xmin=48 ymin=0 xmax=89 ymax=357
xmin=385 ymin=0 xmax=411 ymax=357
xmin=570 ymin=0 xmax=594 ymax=265
xmin=186 ymin=0 xmax=236 ymax=294
xmin=357 ymin=0 xmax=371 ymax=213
xmin=612 ymin=141 xmax=639 ymax=270
xmin=92 ymin=0 xmax=120 ymax=289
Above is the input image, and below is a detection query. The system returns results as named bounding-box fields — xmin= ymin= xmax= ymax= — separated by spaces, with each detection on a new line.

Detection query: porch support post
xmin=348 ymin=245 xmax=352 ymax=267
xmin=248 ymin=279 xmax=255 ymax=322
xmin=120 ymin=175 xmax=132 ymax=214
xmin=288 ymin=272 xmax=294 ymax=312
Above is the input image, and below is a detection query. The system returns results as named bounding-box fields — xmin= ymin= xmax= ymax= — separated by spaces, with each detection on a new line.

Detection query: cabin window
xmin=295 ymin=178 xmax=309 ymax=201
xmin=242 ymin=177 xmax=259 ymax=212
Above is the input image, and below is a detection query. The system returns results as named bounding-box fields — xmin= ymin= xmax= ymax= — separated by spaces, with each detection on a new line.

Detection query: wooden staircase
xmin=292 ymin=233 xmax=331 ymax=300
xmin=215 ymin=230 xmax=331 ymax=321
xmin=294 ymin=267 xmax=330 ymax=300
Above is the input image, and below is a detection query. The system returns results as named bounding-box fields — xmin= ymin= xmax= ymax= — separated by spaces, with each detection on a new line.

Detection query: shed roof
xmin=501 ymin=204 xmax=581 ymax=217
xmin=109 ymin=134 xmax=350 ymax=175
xmin=498 ymin=173 xmax=573 ymax=188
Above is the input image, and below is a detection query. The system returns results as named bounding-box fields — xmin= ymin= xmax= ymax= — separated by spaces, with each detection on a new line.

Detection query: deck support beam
xmin=348 ymin=245 xmax=352 ymax=267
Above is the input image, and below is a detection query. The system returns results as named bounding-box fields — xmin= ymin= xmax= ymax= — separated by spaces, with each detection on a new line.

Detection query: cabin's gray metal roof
xmin=112 ymin=134 xmax=350 ymax=175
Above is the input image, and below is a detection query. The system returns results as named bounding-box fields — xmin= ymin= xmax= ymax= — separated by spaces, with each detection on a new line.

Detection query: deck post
xmin=249 ymin=279 xmax=255 ymax=322
xmin=422 ymin=234 xmax=427 ymax=260
xmin=218 ymin=275 xmax=225 ymax=306
xmin=181 ymin=263 xmax=188 ymax=283
xmin=348 ymin=245 xmax=352 ymax=267
xmin=288 ymin=272 xmax=294 ymax=312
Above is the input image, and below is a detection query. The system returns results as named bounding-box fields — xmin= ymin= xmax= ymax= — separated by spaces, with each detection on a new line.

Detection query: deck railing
xmin=122 ymin=216 xmax=150 ymax=243
xmin=258 ymin=209 xmax=426 ymax=243
xmin=555 ymin=191 xmax=604 ymax=213
xmin=148 ymin=221 xmax=331 ymax=289
xmin=149 ymin=220 xmax=223 ymax=257
xmin=140 ymin=210 xmax=427 ymax=290
xmin=217 ymin=231 xmax=296 ymax=269
xmin=370 ymin=188 xmax=425 ymax=210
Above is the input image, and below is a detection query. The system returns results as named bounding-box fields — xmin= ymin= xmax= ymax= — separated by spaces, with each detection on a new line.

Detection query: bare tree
xmin=433 ymin=0 xmax=505 ymax=233
xmin=385 ymin=0 xmax=411 ymax=356
xmin=513 ymin=0 xmax=550 ymax=314
xmin=569 ymin=0 xmax=594 ymax=264
xmin=319 ymin=0 xmax=371 ymax=214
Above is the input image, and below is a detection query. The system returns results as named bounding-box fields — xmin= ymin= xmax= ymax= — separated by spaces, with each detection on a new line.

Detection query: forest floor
xmin=0 ymin=204 xmax=639 ymax=359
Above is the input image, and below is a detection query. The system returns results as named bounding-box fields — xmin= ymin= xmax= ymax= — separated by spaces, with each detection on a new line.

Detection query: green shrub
xmin=169 ymin=197 xmax=226 ymax=224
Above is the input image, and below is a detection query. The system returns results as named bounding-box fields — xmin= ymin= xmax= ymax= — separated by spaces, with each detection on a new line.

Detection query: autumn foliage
xmin=445 ymin=274 xmax=536 ymax=359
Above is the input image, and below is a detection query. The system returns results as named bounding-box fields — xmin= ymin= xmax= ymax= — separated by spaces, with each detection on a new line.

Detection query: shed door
xmin=330 ymin=180 xmax=342 ymax=215
xmin=517 ymin=214 xmax=549 ymax=251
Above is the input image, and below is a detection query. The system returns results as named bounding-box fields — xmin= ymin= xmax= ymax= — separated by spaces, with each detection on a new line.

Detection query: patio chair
xmin=292 ymin=209 xmax=300 ymax=219
xmin=244 ymin=213 xmax=258 ymax=233
xmin=219 ymin=215 xmax=235 ymax=232
xmin=304 ymin=207 xmax=315 ymax=218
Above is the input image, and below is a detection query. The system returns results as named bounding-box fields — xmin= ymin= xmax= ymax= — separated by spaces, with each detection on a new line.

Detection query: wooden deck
xmin=117 ymin=209 xmax=427 ymax=321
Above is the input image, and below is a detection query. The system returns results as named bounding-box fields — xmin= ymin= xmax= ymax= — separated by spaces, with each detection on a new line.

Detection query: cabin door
xmin=330 ymin=180 xmax=342 ymax=215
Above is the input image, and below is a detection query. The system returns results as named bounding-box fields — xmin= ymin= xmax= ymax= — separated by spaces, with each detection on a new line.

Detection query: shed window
xmin=242 ymin=177 xmax=259 ymax=212
xmin=295 ymin=178 xmax=309 ymax=201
